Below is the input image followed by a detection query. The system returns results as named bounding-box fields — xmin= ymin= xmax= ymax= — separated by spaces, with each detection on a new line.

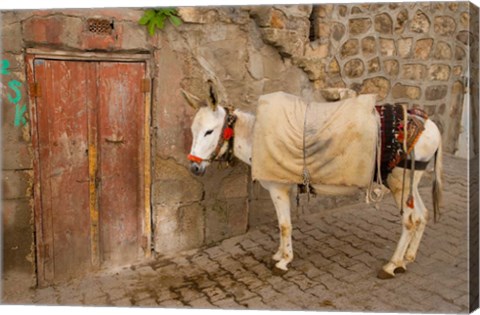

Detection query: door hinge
xmin=30 ymin=82 xmax=42 ymax=97
xmin=141 ymin=78 xmax=152 ymax=93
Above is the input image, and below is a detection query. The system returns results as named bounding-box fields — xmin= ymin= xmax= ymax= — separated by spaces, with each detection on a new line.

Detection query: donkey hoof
xmin=394 ymin=266 xmax=407 ymax=274
xmin=377 ymin=269 xmax=395 ymax=280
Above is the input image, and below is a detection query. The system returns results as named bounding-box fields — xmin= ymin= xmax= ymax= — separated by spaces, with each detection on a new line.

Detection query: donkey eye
xmin=204 ymin=130 xmax=214 ymax=136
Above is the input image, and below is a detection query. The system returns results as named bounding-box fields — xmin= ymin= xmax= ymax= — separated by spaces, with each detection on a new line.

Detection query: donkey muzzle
xmin=190 ymin=162 xmax=206 ymax=176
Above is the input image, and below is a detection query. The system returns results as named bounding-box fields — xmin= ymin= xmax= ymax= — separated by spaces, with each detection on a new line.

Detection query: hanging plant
xmin=139 ymin=8 xmax=183 ymax=36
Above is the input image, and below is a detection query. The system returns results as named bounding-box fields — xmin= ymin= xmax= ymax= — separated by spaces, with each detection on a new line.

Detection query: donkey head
xmin=183 ymin=82 xmax=228 ymax=176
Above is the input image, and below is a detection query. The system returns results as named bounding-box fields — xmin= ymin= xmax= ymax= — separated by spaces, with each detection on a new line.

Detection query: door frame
xmin=26 ymin=48 xmax=153 ymax=286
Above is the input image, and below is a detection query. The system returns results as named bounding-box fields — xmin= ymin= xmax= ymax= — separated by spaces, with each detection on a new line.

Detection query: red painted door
xmin=97 ymin=62 xmax=145 ymax=265
xmin=33 ymin=59 xmax=148 ymax=284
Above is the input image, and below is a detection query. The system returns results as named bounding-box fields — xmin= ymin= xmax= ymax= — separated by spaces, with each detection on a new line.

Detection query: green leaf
xmin=153 ymin=14 xmax=166 ymax=30
xmin=139 ymin=9 xmax=155 ymax=25
xmin=169 ymin=15 xmax=182 ymax=27
xmin=145 ymin=9 xmax=156 ymax=19
xmin=140 ymin=7 xmax=182 ymax=35
xmin=148 ymin=20 xmax=156 ymax=36
xmin=139 ymin=16 xmax=151 ymax=25
xmin=162 ymin=8 xmax=176 ymax=15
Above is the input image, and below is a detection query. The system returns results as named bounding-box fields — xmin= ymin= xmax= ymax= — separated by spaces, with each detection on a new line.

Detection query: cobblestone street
xmin=2 ymin=155 xmax=471 ymax=313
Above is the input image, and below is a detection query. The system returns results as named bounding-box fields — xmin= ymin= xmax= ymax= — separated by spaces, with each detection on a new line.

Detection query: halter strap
xmin=188 ymin=107 xmax=237 ymax=164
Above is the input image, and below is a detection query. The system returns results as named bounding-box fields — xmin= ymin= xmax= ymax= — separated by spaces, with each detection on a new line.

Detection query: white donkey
xmin=182 ymin=87 xmax=443 ymax=279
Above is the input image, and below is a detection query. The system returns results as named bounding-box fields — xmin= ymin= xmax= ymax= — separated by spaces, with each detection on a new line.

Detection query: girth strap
xmin=397 ymin=159 xmax=430 ymax=171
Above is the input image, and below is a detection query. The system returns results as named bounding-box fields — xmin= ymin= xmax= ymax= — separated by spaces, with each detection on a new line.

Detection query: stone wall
xmin=2 ymin=10 xmax=36 ymax=286
xmin=305 ymin=2 xmax=476 ymax=154
xmin=1 ymin=2 xmax=478 ymax=289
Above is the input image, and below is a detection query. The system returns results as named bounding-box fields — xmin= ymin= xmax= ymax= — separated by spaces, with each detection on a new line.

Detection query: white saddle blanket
xmin=252 ymin=92 xmax=378 ymax=188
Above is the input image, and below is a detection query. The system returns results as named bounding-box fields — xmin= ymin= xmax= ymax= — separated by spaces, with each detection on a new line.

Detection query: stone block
xmin=395 ymin=9 xmax=408 ymax=34
xmin=349 ymin=18 xmax=372 ymax=35
xmin=397 ymin=38 xmax=413 ymax=58
xmin=456 ymin=31 xmax=472 ymax=45
xmin=220 ymin=174 xmax=249 ymax=199
xmin=434 ymin=16 xmax=457 ymax=36
xmin=2 ymin=141 xmax=33 ymax=171
xmin=360 ymin=77 xmax=390 ymax=101
xmin=153 ymin=179 xmax=203 ymax=206
xmin=118 ymin=21 xmax=150 ymax=51
xmin=341 ymin=39 xmax=359 ymax=58
xmin=424 ymin=105 xmax=437 ymax=116
xmin=260 ymin=28 xmax=306 ymax=57
xmin=2 ymin=21 xmax=23 ymax=53
xmin=316 ymin=5 xmax=334 ymax=18
xmin=153 ymin=47 xmax=188 ymax=162
xmin=410 ymin=10 xmax=430 ymax=33
xmin=425 ymin=85 xmax=448 ymax=101
xmin=305 ymin=43 xmax=329 ymax=59
xmin=22 ymin=15 xmax=65 ymax=45
xmin=368 ymin=57 xmax=380 ymax=73
xmin=448 ymin=3 xmax=459 ymax=11
xmin=460 ymin=12 xmax=470 ymax=29
xmin=429 ymin=64 xmax=451 ymax=81
xmin=375 ymin=13 xmax=393 ymax=34
xmin=153 ymin=203 xmax=205 ymax=254
xmin=392 ymin=83 xmax=421 ymax=100
xmin=379 ymin=38 xmax=396 ymax=56
xmin=208 ymin=40 xmax=248 ymax=81
xmin=178 ymin=7 xmax=218 ymax=24
xmin=269 ymin=9 xmax=286 ymax=29
xmin=152 ymin=158 xmax=203 ymax=206
xmin=401 ymin=64 xmax=427 ymax=80
xmin=344 ymin=59 xmax=364 ymax=78
xmin=453 ymin=66 xmax=463 ymax=77
xmin=316 ymin=22 xmax=330 ymax=39
xmin=294 ymin=57 xmax=327 ymax=81
xmin=247 ymin=48 xmax=264 ymax=80
xmin=320 ymin=88 xmax=357 ymax=101
xmin=328 ymin=58 xmax=340 ymax=75
xmin=331 ymin=23 xmax=346 ymax=42
xmin=361 ymin=36 xmax=376 ymax=56
xmin=351 ymin=6 xmax=363 ymax=15
xmin=2 ymin=199 xmax=34 ymax=273
xmin=205 ymin=198 xmax=248 ymax=245
xmin=455 ymin=46 xmax=466 ymax=61
xmin=414 ymin=38 xmax=433 ymax=60
xmin=434 ymin=41 xmax=453 ymax=60
xmin=383 ymin=60 xmax=399 ymax=77
xmin=2 ymin=170 xmax=33 ymax=200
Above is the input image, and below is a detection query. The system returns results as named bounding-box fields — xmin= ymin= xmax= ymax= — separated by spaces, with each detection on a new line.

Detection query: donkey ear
xmin=206 ymin=80 xmax=219 ymax=112
xmin=181 ymin=89 xmax=204 ymax=110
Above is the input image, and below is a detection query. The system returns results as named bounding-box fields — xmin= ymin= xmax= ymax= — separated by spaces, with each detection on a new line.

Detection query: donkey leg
xmin=379 ymin=206 xmax=415 ymax=278
xmin=379 ymin=168 xmax=422 ymax=278
xmin=261 ymin=181 xmax=294 ymax=271
xmin=404 ymin=181 xmax=428 ymax=263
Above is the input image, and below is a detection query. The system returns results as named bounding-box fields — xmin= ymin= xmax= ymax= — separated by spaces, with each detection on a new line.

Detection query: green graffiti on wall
xmin=1 ymin=59 xmax=27 ymax=126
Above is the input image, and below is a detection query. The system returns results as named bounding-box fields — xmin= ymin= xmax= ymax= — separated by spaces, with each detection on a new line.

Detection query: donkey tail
xmin=432 ymin=140 xmax=443 ymax=222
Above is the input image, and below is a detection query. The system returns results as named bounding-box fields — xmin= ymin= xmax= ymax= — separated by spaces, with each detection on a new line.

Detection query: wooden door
xmin=97 ymin=62 xmax=146 ymax=265
xmin=32 ymin=58 xmax=149 ymax=285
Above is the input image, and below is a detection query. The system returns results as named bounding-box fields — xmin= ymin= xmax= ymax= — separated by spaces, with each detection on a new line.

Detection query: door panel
xmin=35 ymin=60 xmax=94 ymax=282
xmin=33 ymin=58 xmax=148 ymax=284
xmin=97 ymin=62 xmax=145 ymax=265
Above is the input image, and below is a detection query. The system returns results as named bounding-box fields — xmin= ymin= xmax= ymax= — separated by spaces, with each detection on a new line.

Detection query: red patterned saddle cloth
xmin=375 ymin=105 xmax=428 ymax=183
